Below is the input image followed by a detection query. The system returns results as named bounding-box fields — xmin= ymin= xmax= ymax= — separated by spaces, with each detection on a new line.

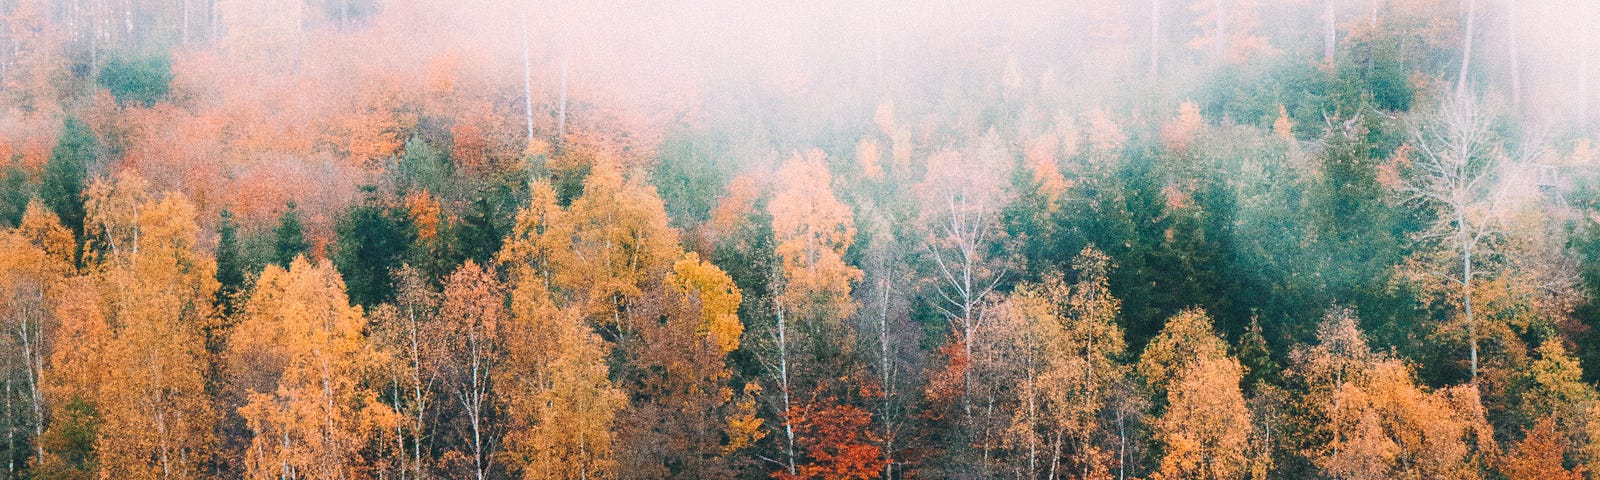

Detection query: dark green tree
xmin=97 ymin=54 xmax=173 ymax=107
xmin=272 ymin=201 xmax=310 ymax=267
xmin=452 ymin=195 xmax=504 ymax=265
xmin=333 ymin=187 xmax=417 ymax=307
xmin=215 ymin=209 xmax=246 ymax=316
xmin=42 ymin=117 xmax=94 ymax=241
xmin=0 ymin=161 xmax=30 ymax=227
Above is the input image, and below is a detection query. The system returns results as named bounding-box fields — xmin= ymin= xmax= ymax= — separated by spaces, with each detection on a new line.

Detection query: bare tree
xmin=1399 ymin=96 xmax=1534 ymax=381
xmin=918 ymin=137 xmax=1011 ymax=416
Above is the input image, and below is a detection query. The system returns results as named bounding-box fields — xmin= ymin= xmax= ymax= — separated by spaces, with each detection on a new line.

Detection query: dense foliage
xmin=2 ymin=0 xmax=1600 ymax=478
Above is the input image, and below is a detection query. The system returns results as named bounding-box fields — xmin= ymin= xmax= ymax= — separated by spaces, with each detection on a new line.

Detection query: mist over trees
xmin=2 ymin=0 xmax=1600 ymax=478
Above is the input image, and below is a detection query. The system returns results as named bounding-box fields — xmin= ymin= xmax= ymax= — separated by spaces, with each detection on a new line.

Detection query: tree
xmin=766 ymin=149 xmax=864 ymax=476
xmin=42 ymin=117 xmax=94 ymax=242
xmin=215 ymin=209 xmax=245 ymax=316
xmin=916 ymin=138 xmax=1011 ymax=419
xmin=1138 ymin=308 xmax=1230 ymax=397
xmin=496 ymin=275 xmax=624 ymax=479
xmin=73 ymin=172 xmax=218 ymax=477
xmin=775 ymin=400 xmax=887 ymax=480
xmin=272 ymin=200 xmax=309 ymax=268
xmin=1396 ymin=96 xmax=1523 ymax=382
xmin=229 ymin=257 xmax=397 ymax=478
xmin=615 ymin=252 xmax=749 ymax=477
xmin=1500 ymin=416 xmax=1584 ymax=480
xmin=367 ymin=266 xmax=441 ymax=478
xmin=437 ymin=260 xmax=507 ymax=480
xmin=1186 ymin=0 xmax=1276 ymax=64
xmin=497 ymin=181 xmax=627 ymax=479
xmin=1139 ymin=308 xmax=1252 ymax=480
xmin=334 ymin=187 xmax=418 ymax=307
xmin=988 ymin=246 xmax=1128 ymax=479
xmin=1289 ymin=307 xmax=1496 ymax=479
xmin=0 ymin=202 xmax=73 ymax=471
xmin=1154 ymin=355 xmax=1252 ymax=480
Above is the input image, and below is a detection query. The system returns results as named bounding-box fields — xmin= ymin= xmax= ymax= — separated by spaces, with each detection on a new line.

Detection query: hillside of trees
xmin=3 ymin=0 xmax=1600 ymax=478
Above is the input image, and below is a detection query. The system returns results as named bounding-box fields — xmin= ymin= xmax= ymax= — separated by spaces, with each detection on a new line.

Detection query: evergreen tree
xmin=215 ymin=209 xmax=246 ymax=316
xmin=42 ymin=117 xmax=94 ymax=241
xmin=272 ymin=201 xmax=309 ymax=267
xmin=0 ymin=162 xmax=30 ymax=227
xmin=453 ymin=194 xmax=504 ymax=265
xmin=333 ymin=187 xmax=417 ymax=307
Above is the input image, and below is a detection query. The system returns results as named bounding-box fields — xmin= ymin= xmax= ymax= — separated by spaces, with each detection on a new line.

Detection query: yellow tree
xmin=551 ymin=158 xmax=681 ymax=330
xmin=366 ymin=265 xmax=440 ymax=478
xmin=437 ymin=260 xmax=509 ymax=480
xmin=766 ymin=149 xmax=865 ymax=476
xmin=497 ymin=181 xmax=626 ymax=479
xmin=75 ymin=172 xmax=218 ymax=478
xmin=1139 ymin=308 xmax=1252 ymax=480
xmin=989 ymin=246 xmax=1127 ymax=479
xmin=229 ymin=257 xmax=397 ymax=479
xmin=1289 ymin=308 xmax=1496 ymax=479
xmin=35 ymin=275 xmax=107 ymax=477
xmin=0 ymin=201 xmax=73 ymax=465
xmin=496 ymin=275 xmax=625 ymax=479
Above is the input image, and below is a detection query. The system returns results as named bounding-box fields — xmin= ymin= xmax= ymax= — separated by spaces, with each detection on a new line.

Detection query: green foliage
xmin=96 ymin=54 xmax=173 ymax=107
xmin=34 ymin=398 xmax=99 ymax=480
xmin=652 ymin=131 xmax=731 ymax=231
xmin=272 ymin=201 xmax=310 ymax=268
xmin=333 ymin=187 xmax=418 ymax=307
xmin=452 ymin=193 xmax=506 ymax=265
xmin=0 ymin=160 xmax=31 ymax=227
xmin=396 ymin=136 xmax=453 ymax=194
xmin=43 ymin=116 xmax=94 ymax=240
xmin=215 ymin=209 xmax=246 ymax=315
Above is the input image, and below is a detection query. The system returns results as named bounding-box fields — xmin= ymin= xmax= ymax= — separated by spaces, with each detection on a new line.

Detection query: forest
xmin=3 ymin=0 xmax=1600 ymax=478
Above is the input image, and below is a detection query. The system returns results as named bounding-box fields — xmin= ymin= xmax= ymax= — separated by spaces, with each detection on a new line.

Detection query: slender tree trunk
xmin=878 ymin=271 xmax=894 ymax=479
xmin=1213 ymin=0 xmax=1227 ymax=63
xmin=1583 ymin=26 xmax=1592 ymax=124
xmin=776 ymin=305 xmax=796 ymax=476
xmin=520 ymin=5 xmax=534 ymax=146
xmin=1324 ymin=0 xmax=1337 ymax=63
xmin=1505 ymin=0 xmax=1520 ymax=114
xmin=558 ymin=55 xmax=568 ymax=140
xmin=1149 ymin=0 xmax=1160 ymax=79
xmin=1456 ymin=0 xmax=1477 ymax=101
xmin=1464 ymin=237 xmax=1477 ymax=382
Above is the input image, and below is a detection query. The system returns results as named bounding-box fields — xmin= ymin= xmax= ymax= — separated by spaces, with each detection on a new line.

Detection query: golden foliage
xmin=770 ymin=149 xmax=863 ymax=324
xmin=230 ymin=258 xmax=396 ymax=478
xmin=669 ymin=252 xmax=744 ymax=355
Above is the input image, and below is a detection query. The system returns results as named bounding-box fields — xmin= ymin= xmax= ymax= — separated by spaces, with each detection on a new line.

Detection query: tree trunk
xmin=558 ymin=55 xmax=568 ymax=141
xmin=521 ymin=6 xmax=535 ymax=147
xmin=1456 ymin=0 xmax=1477 ymax=100
xmin=1213 ymin=0 xmax=1227 ymax=63
xmin=776 ymin=305 xmax=797 ymax=476
xmin=1324 ymin=0 xmax=1337 ymax=63
xmin=1505 ymin=0 xmax=1520 ymax=113
xmin=1149 ymin=0 xmax=1160 ymax=79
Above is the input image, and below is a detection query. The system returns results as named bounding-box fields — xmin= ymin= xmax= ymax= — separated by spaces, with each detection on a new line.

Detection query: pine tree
xmin=272 ymin=200 xmax=309 ymax=267
xmin=41 ymin=117 xmax=94 ymax=242
xmin=215 ymin=209 xmax=246 ymax=316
